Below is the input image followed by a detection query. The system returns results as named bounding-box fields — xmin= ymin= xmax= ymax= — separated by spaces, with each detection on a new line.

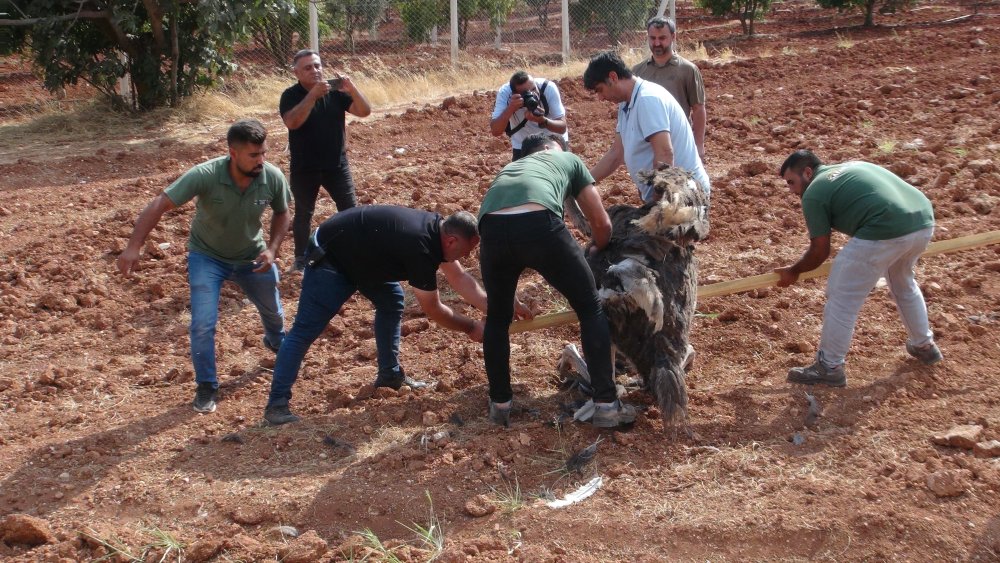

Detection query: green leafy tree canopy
xmin=695 ymin=0 xmax=772 ymax=35
xmin=1 ymin=0 xmax=294 ymax=110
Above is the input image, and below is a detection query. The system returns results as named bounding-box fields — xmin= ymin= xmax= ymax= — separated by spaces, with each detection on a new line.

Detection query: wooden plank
xmin=509 ymin=230 xmax=1000 ymax=334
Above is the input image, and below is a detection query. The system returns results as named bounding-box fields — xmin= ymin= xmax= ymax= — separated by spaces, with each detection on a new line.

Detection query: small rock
xmin=268 ymin=525 xmax=299 ymax=539
xmin=926 ymin=469 xmax=969 ymax=497
xmin=974 ymin=440 xmax=1000 ymax=458
xmin=230 ymin=506 xmax=270 ymax=526
xmin=422 ymin=411 xmax=439 ymax=426
xmin=931 ymin=425 xmax=983 ymax=449
xmin=518 ymin=432 xmax=532 ymax=447
xmin=186 ymin=538 xmax=223 ymax=562
xmin=279 ymin=530 xmax=328 ymax=563
xmin=0 ymin=513 xmax=55 ymax=546
xmin=464 ymin=494 xmax=496 ymax=517
xmin=970 ymin=38 xmax=988 ymax=48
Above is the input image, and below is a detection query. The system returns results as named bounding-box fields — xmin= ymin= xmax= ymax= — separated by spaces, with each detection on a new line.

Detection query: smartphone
xmin=327 ymin=77 xmax=344 ymax=90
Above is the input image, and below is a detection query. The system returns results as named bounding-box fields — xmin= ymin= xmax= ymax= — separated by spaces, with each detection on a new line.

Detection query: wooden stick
xmin=509 ymin=230 xmax=1000 ymax=334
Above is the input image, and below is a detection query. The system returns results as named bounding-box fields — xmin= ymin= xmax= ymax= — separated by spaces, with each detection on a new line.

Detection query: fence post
xmin=309 ymin=0 xmax=319 ymax=52
xmin=450 ymin=0 xmax=459 ymax=66
xmin=561 ymin=0 xmax=570 ymax=62
xmin=656 ymin=0 xmax=676 ymax=22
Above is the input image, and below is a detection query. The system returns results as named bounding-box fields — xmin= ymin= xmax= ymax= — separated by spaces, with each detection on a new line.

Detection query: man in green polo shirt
xmin=775 ymin=150 xmax=941 ymax=387
xmin=118 ymin=119 xmax=292 ymax=413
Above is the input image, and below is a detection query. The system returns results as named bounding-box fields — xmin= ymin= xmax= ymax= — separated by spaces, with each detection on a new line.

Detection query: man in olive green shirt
xmin=118 ymin=119 xmax=292 ymax=414
xmin=775 ymin=150 xmax=940 ymax=388
xmin=632 ymin=16 xmax=707 ymax=160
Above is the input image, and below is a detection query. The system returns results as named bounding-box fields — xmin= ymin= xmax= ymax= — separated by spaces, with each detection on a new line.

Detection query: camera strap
xmin=504 ymin=80 xmax=550 ymax=138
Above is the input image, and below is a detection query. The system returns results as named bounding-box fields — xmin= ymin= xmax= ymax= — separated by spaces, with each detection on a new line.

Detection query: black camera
xmin=520 ymin=91 xmax=544 ymax=116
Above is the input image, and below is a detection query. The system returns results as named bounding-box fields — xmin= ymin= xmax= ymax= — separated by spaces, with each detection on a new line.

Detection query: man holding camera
xmin=280 ymin=49 xmax=373 ymax=272
xmin=489 ymin=71 xmax=568 ymax=161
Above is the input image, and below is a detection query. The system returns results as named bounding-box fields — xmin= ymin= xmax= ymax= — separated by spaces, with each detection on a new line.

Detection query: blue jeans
xmin=188 ymin=252 xmax=285 ymax=389
xmin=267 ymin=262 xmax=404 ymax=408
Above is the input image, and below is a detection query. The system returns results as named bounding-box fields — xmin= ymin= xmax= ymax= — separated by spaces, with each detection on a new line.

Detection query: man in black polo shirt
xmin=263 ymin=205 xmax=516 ymax=425
xmin=280 ymin=49 xmax=373 ymax=272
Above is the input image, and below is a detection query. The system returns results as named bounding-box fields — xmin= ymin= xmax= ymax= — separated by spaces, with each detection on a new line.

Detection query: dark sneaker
xmin=288 ymin=256 xmax=306 ymax=273
xmin=264 ymin=405 xmax=301 ymax=426
xmin=488 ymin=400 xmax=512 ymax=427
xmin=192 ymin=383 xmax=218 ymax=413
xmin=262 ymin=336 xmax=281 ymax=354
xmin=787 ymin=361 xmax=847 ymax=387
xmin=906 ymin=342 xmax=942 ymax=365
xmin=592 ymin=400 xmax=637 ymax=428
xmin=373 ymin=372 xmax=429 ymax=390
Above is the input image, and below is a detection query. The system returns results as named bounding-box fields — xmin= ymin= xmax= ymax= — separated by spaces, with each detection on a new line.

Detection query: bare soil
xmin=2 ymin=2 xmax=1000 ymax=561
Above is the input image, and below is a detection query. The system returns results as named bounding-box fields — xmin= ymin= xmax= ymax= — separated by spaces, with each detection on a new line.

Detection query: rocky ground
xmin=1 ymin=1 xmax=1000 ymax=561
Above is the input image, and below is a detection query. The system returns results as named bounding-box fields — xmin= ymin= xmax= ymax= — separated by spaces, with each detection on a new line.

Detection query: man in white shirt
xmin=489 ymin=70 xmax=569 ymax=161
xmin=584 ymin=51 xmax=710 ymax=203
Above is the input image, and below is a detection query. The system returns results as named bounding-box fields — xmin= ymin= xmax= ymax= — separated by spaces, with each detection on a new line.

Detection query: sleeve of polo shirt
xmin=407 ymin=261 xmax=438 ymax=292
xmin=801 ymin=195 xmax=832 ymax=239
xmin=689 ymin=64 xmax=706 ymax=106
xmin=334 ymin=90 xmax=354 ymax=112
xmin=270 ymin=171 xmax=291 ymax=213
xmin=567 ymin=154 xmax=596 ymax=197
xmin=636 ymin=96 xmax=670 ymax=141
xmin=491 ymin=84 xmax=512 ymax=120
xmin=544 ymin=81 xmax=565 ymax=119
xmin=278 ymin=88 xmax=294 ymax=116
xmin=162 ymin=165 xmax=210 ymax=207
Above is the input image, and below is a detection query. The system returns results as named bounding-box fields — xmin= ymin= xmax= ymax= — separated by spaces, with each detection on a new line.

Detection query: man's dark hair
xmin=522 ymin=133 xmax=566 ymax=156
xmin=509 ymin=70 xmax=531 ymax=93
xmin=646 ymin=16 xmax=676 ymax=33
xmin=583 ymin=51 xmax=632 ymax=90
xmin=227 ymin=119 xmax=267 ymax=147
xmin=779 ymin=150 xmax=822 ymax=176
xmin=292 ymin=49 xmax=319 ymax=66
xmin=443 ymin=211 xmax=479 ymax=240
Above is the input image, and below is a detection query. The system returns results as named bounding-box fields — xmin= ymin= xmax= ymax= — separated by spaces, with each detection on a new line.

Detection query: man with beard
xmin=281 ymin=50 xmax=373 ymax=272
xmin=632 ymin=16 xmax=707 ymax=161
xmin=584 ymin=51 xmax=710 ymax=204
xmin=118 ymin=119 xmax=292 ymax=414
xmin=776 ymin=150 xmax=941 ymax=387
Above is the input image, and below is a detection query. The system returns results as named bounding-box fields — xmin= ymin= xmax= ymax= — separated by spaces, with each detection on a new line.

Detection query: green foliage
xmin=250 ymin=0 xmax=310 ymax=68
xmin=0 ymin=0 xmax=294 ymax=110
xmin=395 ymin=0 xmax=447 ymax=44
xmin=325 ymin=0 xmax=387 ymax=53
xmin=524 ymin=0 xmax=553 ymax=28
xmin=816 ymin=0 xmax=917 ymax=27
xmin=569 ymin=0 xmax=652 ymax=44
xmin=695 ymin=0 xmax=772 ymax=35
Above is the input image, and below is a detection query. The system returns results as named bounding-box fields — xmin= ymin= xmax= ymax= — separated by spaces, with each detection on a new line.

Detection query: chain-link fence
xmin=0 ymin=0 xmax=672 ymax=121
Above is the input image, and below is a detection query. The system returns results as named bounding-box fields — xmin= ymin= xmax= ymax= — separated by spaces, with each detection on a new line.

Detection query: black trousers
xmin=479 ymin=210 xmax=616 ymax=403
xmin=290 ymin=161 xmax=357 ymax=258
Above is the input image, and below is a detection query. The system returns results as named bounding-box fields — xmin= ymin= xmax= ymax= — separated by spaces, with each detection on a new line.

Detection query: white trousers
xmin=818 ymin=227 xmax=934 ymax=368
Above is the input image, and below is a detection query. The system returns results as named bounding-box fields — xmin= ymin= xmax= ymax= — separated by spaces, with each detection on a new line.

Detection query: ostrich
xmin=584 ymin=166 xmax=709 ymax=428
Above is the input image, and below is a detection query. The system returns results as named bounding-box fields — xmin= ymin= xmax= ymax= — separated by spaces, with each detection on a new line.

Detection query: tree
xmin=395 ymin=0 xmax=447 ymax=44
xmin=569 ymin=0 xmax=652 ymax=45
xmin=695 ymin=0 xmax=772 ymax=35
xmin=250 ymin=0 xmax=311 ymax=68
xmin=325 ymin=0 xmax=387 ymax=53
xmin=482 ymin=0 xmax=517 ymax=48
xmin=816 ymin=0 xmax=916 ymax=27
xmin=524 ymin=0 xmax=552 ymax=29
xmin=0 ymin=0 xmax=294 ymax=110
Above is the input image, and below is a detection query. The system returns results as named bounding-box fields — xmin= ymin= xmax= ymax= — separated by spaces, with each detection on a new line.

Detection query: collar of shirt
xmin=647 ymin=53 xmax=680 ymax=68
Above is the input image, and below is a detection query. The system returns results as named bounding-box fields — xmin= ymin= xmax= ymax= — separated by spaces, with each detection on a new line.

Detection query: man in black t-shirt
xmin=280 ymin=49 xmax=373 ymax=271
xmin=263 ymin=205 xmax=529 ymax=425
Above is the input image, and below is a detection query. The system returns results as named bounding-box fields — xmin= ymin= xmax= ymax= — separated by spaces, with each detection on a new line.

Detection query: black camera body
xmin=520 ymin=91 xmax=544 ymax=116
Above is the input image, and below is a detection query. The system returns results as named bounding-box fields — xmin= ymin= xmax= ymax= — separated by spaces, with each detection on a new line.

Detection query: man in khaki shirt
xmin=632 ymin=16 xmax=707 ymax=160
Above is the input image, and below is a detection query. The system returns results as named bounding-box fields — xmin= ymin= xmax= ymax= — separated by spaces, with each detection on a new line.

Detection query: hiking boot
xmin=374 ymin=371 xmax=429 ymax=390
xmin=906 ymin=342 xmax=943 ymax=366
xmin=488 ymin=400 xmax=512 ymax=427
xmin=262 ymin=336 xmax=281 ymax=354
xmin=263 ymin=404 xmax=301 ymax=426
xmin=192 ymin=383 xmax=218 ymax=413
xmin=592 ymin=399 xmax=637 ymax=428
xmin=787 ymin=361 xmax=847 ymax=387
